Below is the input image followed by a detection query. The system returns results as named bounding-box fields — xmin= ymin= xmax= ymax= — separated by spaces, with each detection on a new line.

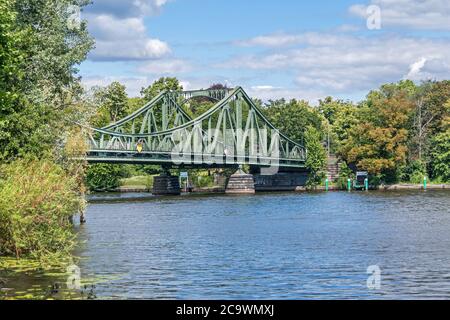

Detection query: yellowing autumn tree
xmin=341 ymin=85 xmax=415 ymax=181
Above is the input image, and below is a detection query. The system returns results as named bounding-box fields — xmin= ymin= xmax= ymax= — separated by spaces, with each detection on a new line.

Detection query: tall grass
xmin=0 ymin=159 xmax=83 ymax=267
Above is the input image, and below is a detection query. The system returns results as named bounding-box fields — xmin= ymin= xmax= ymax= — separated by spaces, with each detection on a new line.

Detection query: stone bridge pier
xmin=152 ymin=168 xmax=181 ymax=195
xmin=225 ymin=166 xmax=309 ymax=194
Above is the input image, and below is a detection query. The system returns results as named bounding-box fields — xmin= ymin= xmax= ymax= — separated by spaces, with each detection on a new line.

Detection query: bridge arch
xmin=79 ymin=87 xmax=307 ymax=169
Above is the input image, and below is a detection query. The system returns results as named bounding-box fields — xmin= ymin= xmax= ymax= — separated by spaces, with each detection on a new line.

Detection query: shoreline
xmin=108 ymin=184 xmax=450 ymax=193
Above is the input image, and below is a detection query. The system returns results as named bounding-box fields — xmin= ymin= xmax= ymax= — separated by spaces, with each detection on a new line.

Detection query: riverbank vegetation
xmin=85 ymin=77 xmax=449 ymax=190
xmin=0 ymin=159 xmax=83 ymax=266
xmin=0 ymin=0 xmax=93 ymax=266
xmin=1 ymin=0 xmax=449 ymax=270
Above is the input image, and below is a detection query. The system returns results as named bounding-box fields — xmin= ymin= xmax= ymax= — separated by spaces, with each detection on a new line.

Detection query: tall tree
xmin=305 ymin=126 xmax=327 ymax=187
xmin=97 ymin=82 xmax=128 ymax=124
xmin=341 ymin=86 xmax=415 ymax=181
xmin=0 ymin=0 xmax=94 ymax=161
xmin=263 ymin=99 xmax=324 ymax=144
xmin=0 ymin=0 xmax=26 ymax=160
xmin=140 ymin=77 xmax=183 ymax=101
xmin=318 ymin=97 xmax=359 ymax=154
xmin=411 ymin=81 xmax=450 ymax=162
xmin=428 ymin=100 xmax=450 ymax=181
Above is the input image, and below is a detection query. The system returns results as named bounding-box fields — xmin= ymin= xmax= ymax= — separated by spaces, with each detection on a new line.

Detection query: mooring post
xmin=423 ymin=176 xmax=427 ymax=191
xmin=347 ymin=178 xmax=351 ymax=192
xmin=325 ymin=178 xmax=329 ymax=192
xmin=80 ymin=209 xmax=86 ymax=224
xmin=365 ymin=178 xmax=369 ymax=191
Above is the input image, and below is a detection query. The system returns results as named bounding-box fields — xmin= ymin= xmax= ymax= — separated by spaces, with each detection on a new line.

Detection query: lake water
xmin=2 ymin=190 xmax=450 ymax=299
xmin=73 ymin=190 xmax=450 ymax=299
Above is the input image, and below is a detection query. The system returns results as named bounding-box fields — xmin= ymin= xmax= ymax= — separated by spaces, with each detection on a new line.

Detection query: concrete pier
xmin=152 ymin=172 xmax=181 ymax=195
xmin=225 ymin=169 xmax=255 ymax=194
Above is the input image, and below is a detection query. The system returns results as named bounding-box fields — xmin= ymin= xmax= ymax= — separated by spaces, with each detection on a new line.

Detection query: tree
xmin=428 ymin=100 xmax=450 ymax=182
xmin=0 ymin=0 xmax=93 ymax=265
xmin=140 ymin=77 xmax=183 ymax=101
xmin=127 ymin=96 xmax=145 ymax=114
xmin=85 ymin=164 xmax=129 ymax=191
xmin=95 ymin=82 xmax=128 ymax=124
xmin=429 ymin=129 xmax=450 ymax=182
xmin=410 ymin=81 xmax=450 ymax=162
xmin=341 ymin=86 xmax=415 ymax=181
xmin=305 ymin=126 xmax=327 ymax=187
xmin=263 ymin=99 xmax=324 ymax=144
xmin=0 ymin=0 xmax=24 ymax=159
xmin=0 ymin=0 xmax=94 ymax=161
xmin=318 ymin=97 xmax=358 ymax=154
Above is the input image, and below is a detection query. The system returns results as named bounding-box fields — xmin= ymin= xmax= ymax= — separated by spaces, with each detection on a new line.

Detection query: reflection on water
xmin=2 ymin=190 xmax=450 ymax=299
xmin=79 ymin=190 xmax=450 ymax=299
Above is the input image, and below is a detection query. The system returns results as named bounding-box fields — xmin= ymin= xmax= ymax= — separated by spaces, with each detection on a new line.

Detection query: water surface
xmin=73 ymin=190 xmax=450 ymax=299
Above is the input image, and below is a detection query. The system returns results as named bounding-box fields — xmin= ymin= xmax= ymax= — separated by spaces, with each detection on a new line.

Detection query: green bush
xmin=86 ymin=164 xmax=130 ymax=191
xmin=334 ymin=162 xmax=354 ymax=190
xmin=195 ymin=175 xmax=214 ymax=188
xmin=0 ymin=159 xmax=82 ymax=266
xmin=399 ymin=160 xmax=426 ymax=183
xmin=429 ymin=130 xmax=450 ymax=182
xmin=305 ymin=126 xmax=327 ymax=188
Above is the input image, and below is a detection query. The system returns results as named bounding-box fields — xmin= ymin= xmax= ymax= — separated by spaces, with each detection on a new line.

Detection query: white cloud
xmin=349 ymin=0 xmax=450 ymax=30
xmin=85 ymin=1 xmax=171 ymax=61
xmin=226 ymin=32 xmax=450 ymax=94
xmin=138 ymin=59 xmax=192 ymax=74
xmin=236 ymin=32 xmax=355 ymax=47
xmin=404 ymin=57 xmax=428 ymax=80
xmin=236 ymin=33 xmax=303 ymax=47
xmin=86 ymin=0 xmax=168 ymax=18
xmin=247 ymin=86 xmax=328 ymax=104
xmin=251 ymin=85 xmax=280 ymax=91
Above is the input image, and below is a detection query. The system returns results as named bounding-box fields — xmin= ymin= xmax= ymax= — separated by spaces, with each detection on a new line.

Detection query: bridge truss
xmin=81 ymin=87 xmax=306 ymax=169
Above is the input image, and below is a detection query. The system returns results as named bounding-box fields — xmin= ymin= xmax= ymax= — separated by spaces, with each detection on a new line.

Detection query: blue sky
xmin=79 ymin=0 xmax=450 ymax=103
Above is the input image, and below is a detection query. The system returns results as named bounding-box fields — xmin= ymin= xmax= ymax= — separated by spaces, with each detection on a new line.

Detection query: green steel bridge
xmin=80 ymin=87 xmax=307 ymax=170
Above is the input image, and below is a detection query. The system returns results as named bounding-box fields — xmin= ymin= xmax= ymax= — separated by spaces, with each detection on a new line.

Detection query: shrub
xmin=429 ymin=130 xmax=450 ymax=182
xmin=399 ymin=160 xmax=426 ymax=183
xmin=334 ymin=162 xmax=354 ymax=190
xmin=305 ymin=126 xmax=327 ymax=188
xmin=85 ymin=164 xmax=130 ymax=191
xmin=0 ymin=159 xmax=82 ymax=266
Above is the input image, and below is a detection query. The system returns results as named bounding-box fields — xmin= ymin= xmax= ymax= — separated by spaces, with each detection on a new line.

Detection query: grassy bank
xmin=0 ymin=159 xmax=84 ymax=267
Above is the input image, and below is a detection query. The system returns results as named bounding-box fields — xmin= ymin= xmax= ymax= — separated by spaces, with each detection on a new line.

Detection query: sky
xmin=79 ymin=0 xmax=450 ymax=103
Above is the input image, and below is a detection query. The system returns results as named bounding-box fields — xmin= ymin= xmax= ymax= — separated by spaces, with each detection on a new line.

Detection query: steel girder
xmin=80 ymin=87 xmax=307 ymax=169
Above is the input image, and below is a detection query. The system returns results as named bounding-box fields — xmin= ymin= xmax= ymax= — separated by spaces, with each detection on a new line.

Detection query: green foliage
xmin=334 ymin=162 xmax=353 ymax=190
xmin=195 ymin=175 xmax=214 ymax=188
xmin=90 ymin=82 xmax=129 ymax=127
xmin=263 ymin=99 xmax=324 ymax=143
xmin=318 ymin=97 xmax=359 ymax=153
xmin=0 ymin=0 xmax=94 ymax=161
xmin=429 ymin=129 xmax=450 ymax=182
xmin=341 ymin=86 xmax=415 ymax=181
xmin=127 ymin=97 xmax=145 ymax=114
xmin=140 ymin=77 xmax=183 ymax=101
xmin=0 ymin=159 xmax=82 ymax=265
xmin=85 ymin=164 xmax=130 ymax=191
xmin=120 ymin=175 xmax=153 ymax=188
xmin=188 ymin=170 xmax=215 ymax=188
xmin=305 ymin=126 xmax=327 ymax=187
xmin=140 ymin=165 xmax=161 ymax=175
xmin=399 ymin=160 xmax=426 ymax=184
